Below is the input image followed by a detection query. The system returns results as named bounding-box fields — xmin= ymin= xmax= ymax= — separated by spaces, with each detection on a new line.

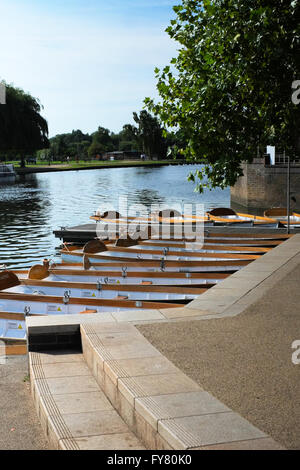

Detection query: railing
xmin=275 ymin=154 xmax=300 ymax=165
xmin=264 ymin=154 xmax=300 ymax=165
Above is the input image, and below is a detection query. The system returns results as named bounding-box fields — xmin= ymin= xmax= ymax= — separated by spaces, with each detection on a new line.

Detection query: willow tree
xmin=145 ymin=0 xmax=300 ymax=191
xmin=0 ymin=82 xmax=49 ymax=166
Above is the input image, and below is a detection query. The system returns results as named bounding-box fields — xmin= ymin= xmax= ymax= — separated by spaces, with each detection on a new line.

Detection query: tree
xmin=49 ymin=130 xmax=92 ymax=161
xmin=118 ymin=124 xmax=139 ymax=151
xmin=145 ymin=0 xmax=300 ymax=191
xmin=0 ymin=82 xmax=49 ymax=166
xmin=88 ymin=126 xmax=114 ymax=159
xmin=133 ymin=110 xmax=168 ymax=159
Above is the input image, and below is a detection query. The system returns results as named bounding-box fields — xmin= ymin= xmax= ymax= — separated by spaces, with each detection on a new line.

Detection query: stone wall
xmin=230 ymin=158 xmax=300 ymax=210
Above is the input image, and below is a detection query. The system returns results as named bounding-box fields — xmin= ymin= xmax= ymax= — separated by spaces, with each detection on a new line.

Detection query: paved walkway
xmin=138 ymin=253 xmax=300 ymax=449
xmin=0 ymin=356 xmax=49 ymax=450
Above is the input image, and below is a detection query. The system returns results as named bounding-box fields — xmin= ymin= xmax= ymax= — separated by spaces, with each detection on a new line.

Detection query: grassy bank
xmin=9 ymin=159 xmax=199 ymax=175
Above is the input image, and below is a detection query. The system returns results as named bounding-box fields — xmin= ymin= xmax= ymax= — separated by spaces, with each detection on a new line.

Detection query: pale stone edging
xmin=79 ymin=321 xmax=284 ymax=450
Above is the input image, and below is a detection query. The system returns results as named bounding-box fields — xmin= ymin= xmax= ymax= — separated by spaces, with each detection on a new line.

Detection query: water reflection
xmin=0 ymin=165 xmax=230 ymax=268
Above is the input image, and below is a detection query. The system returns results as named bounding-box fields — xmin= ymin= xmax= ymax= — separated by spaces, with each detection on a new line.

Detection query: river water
xmin=0 ymin=164 xmax=229 ymax=268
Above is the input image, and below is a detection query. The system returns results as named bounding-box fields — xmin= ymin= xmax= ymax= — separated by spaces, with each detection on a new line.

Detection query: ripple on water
xmin=0 ymin=165 xmax=230 ymax=268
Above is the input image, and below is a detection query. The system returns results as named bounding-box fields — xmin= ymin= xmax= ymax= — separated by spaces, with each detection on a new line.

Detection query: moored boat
xmin=0 ymin=164 xmax=16 ymax=182
xmin=206 ymin=207 xmax=279 ymax=227
xmin=264 ymin=208 xmax=300 ymax=226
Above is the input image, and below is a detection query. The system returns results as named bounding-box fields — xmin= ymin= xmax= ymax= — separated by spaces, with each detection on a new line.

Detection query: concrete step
xmin=80 ymin=321 xmax=284 ymax=450
xmin=29 ymin=350 xmax=145 ymax=450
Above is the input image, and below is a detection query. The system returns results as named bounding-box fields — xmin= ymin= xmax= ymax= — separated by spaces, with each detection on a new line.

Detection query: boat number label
xmin=292 ymin=340 xmax=300 ymax=365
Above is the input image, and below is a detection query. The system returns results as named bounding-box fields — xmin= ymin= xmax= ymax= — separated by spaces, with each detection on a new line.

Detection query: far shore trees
xmin=0 ymin=82 xmax=49 ymax=167
xmin=47 ymin=111 xmax=180 ymax=161
xmin=145 ymin=0 xmax=300 ymax=192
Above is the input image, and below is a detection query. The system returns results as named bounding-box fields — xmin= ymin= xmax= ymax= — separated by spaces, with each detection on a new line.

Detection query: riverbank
xmin=15 ymin=160 xmax=193 ymax=175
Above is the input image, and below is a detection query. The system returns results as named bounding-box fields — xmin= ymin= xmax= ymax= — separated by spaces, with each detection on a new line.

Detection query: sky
xmin=0 ymin=0 xmax=178 ymax=137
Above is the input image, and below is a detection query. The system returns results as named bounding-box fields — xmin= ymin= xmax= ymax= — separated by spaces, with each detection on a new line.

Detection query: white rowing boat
xmin=264 ymin=208 xmax=300 ymax=226
xmin=0 ymin=270 xmax=193 ymax=317
xmin=22 ymin=262 xmax=229 ymax=285
xmin=60 ymin=239 xmax=261 ymax=265
xmin=6 ymin=281 xmax=204 ymax=302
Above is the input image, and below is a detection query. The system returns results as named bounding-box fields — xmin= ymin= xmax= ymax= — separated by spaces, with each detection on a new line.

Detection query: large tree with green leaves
xmin=88 ymin=126 xmax=114 ymax=158
xmin=133 ymin=110 xmax=168 ymax=158
xmin=0 ymin=82 xmax=49 ymax=166
xmin=145 ymin=0 xmax=300 ymax=191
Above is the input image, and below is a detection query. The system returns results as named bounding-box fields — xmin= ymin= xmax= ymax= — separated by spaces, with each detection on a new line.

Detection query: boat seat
xmin=208 ymin=207 xmax=237 ymax=216
xmin=83 ymin=239 xmax=107 ymax=254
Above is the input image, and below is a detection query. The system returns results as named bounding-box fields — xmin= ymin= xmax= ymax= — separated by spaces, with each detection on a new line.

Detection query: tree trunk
xmin=20 ymin=155 xmax=26 ymax=168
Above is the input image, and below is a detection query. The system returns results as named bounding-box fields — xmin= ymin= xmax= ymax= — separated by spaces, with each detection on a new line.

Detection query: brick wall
xmin=231 ymin=159 xmax=300 ymax=210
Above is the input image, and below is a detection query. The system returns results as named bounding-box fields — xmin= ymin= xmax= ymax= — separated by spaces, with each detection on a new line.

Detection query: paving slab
xmin=158 ymin=412 xmax=267 ymax=449
xmin=135 ymin=391 xmax=230 ymax=428
xmin=52 ymin=391 xmax=112 ymax=414
xmin=59 ymin=433 xmax=146 ymax=450
xmin=105 ymin=356 xmax=180 ymax=379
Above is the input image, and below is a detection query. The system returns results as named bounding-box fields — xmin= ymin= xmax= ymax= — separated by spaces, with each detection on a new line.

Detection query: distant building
xmin=103 ymin=151 xmax=141 ymax=161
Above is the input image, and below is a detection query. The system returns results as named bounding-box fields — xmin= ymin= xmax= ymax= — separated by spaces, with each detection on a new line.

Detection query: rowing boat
xmin=0 ymin=270 xmax=198 ymax=323
xmin=7 ymin=279 xmax=206 ymax=302
xmin=19 ymin=262 xmax=230 ymax=284
xmin=206 ymin=208 xmax=279 ymax=227
xmin=90 ymin=208 xmax=280 ymax=227
xmin=264 ymin=208 xmax=300 ymax=226
xmin=60 ymin=239 xmax=261 ymax=265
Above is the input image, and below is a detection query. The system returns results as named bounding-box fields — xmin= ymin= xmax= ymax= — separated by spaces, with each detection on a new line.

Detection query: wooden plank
xmin=5 ymin=344 xmax=27 ymax=356
xmin=0 ymin=311 xmax=25 ymax=321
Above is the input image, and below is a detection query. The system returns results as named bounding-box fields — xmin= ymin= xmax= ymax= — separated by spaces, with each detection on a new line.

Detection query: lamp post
xmin=286 ymin=150 xmax=290 ymax=234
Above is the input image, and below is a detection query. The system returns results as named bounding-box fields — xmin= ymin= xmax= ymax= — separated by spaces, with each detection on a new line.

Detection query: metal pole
xmin=287 ymin=151 xmax=290 ymax=234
